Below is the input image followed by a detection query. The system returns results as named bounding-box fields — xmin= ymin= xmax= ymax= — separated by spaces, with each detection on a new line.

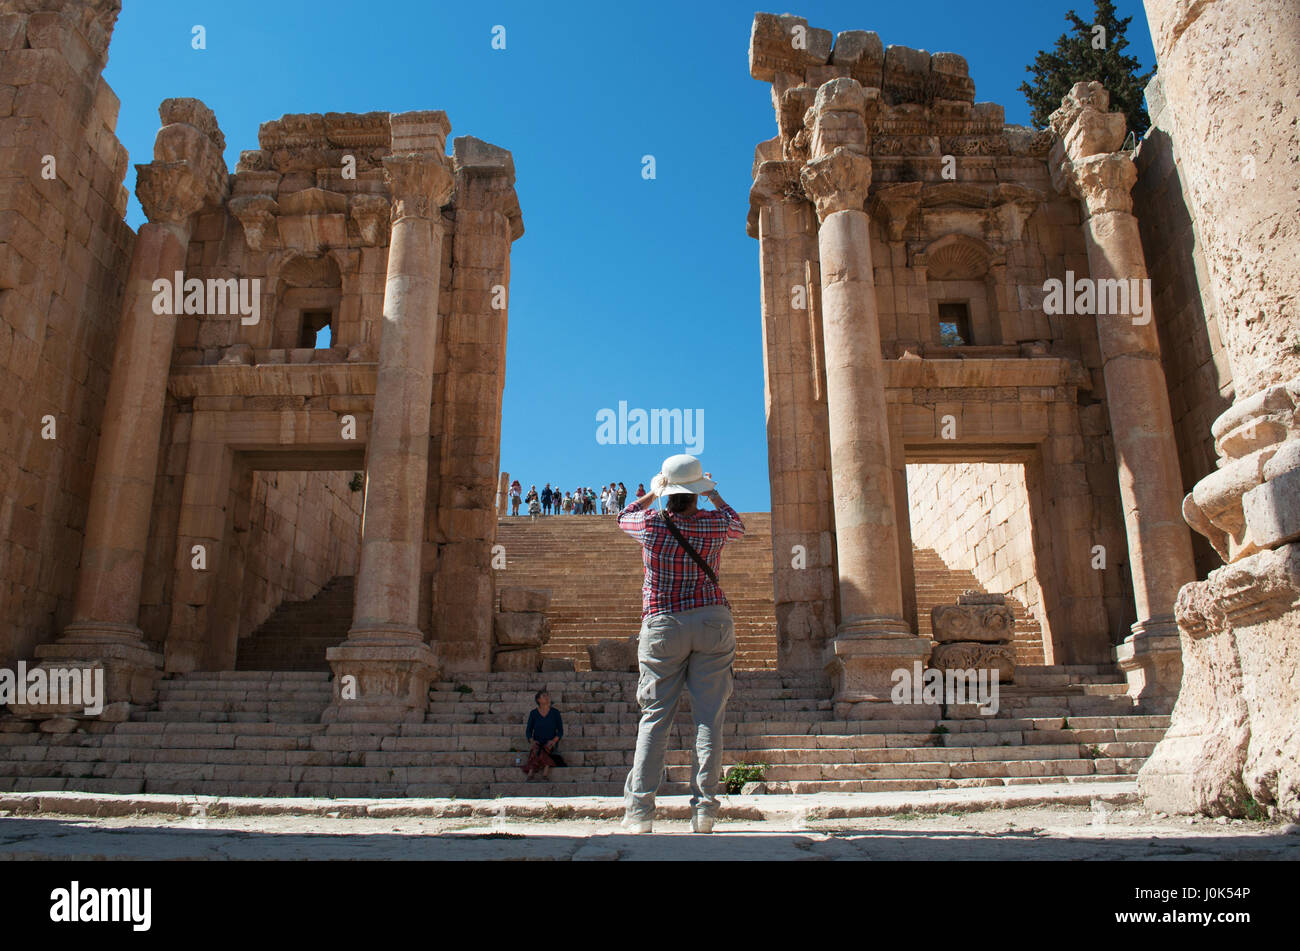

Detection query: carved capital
xmin=349 ymin=193 xmax=391 ymax=246
xmin=750 ymin=160 xmax=805 ymax=206
xmin=229 ymin=194 xmax=279 ymax=250
xmin=135 ymin=161 xmax=207 ymax=225
xmin=800 ymin=146 xmax=872 ymax=220
xmin=382 ymin=152 xmax=454 ymax=221
xmin=1056 ymin=151 xmax=1137 ymax=218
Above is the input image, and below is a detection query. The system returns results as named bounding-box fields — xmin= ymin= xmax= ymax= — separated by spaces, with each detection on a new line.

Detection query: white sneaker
xmin=621 ymin=816 xmax=653 ymax=834
xmin=691 ymin=813 xmax=715 ymax=834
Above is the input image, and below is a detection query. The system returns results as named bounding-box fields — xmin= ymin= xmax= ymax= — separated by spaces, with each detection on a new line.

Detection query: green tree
xmin=1018 ymin=0 xmax=1152 ymax=137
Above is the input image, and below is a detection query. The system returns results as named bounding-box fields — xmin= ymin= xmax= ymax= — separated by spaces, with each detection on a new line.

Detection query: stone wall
xmin=906 ymin=462 xmax=1046 ymax=643
xmin=0 ymin=0 xmax=133 ymax=666
xmin=235 ymin=470 xmax=362 ymax=640
xmin=1131 ymin=75 xmax=1234 ymax=579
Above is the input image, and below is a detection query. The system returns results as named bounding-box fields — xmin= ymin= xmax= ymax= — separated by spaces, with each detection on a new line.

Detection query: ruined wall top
xmin=0 ymin=0 xmax=120 ymax=65
xmin=748 ymin=12 xmax=1054 ymax=171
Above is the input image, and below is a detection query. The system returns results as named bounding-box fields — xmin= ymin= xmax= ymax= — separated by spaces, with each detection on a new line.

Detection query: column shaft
xmin=817 ymin=208 xmax=906 ymax=630
xmin=65 ymin=221 xmax=190 ymax=642
xmin=349 ymin=210 xmax=443 ymax=639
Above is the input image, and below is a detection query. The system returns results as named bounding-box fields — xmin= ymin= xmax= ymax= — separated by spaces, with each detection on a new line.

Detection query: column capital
xmin=1055 ymin=150 xmax=1137 ymax=218
xmin=750 ymin=160 xmax=805 ymax=206
xmin=135 ymin=160 xmax=209 ymax=225
xmin=382 ymin=152 xmax=455 ymax=221
xmin=800 ymin=146 xmax=872 ymax=220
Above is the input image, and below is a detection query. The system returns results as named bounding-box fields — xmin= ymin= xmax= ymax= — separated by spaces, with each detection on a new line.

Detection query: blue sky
xmin=104 ymin=1 xmax=1156 ymax=511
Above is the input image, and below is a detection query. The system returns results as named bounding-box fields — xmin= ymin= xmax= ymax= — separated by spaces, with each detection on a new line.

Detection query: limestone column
xmin=429 ymin=135 xmax=523 ymax=674
xmin=749 ymin=157 xmax=837 ymax=671
xmin=325 ymin=111 xmax=454 ymax=722
xmin=1137 ymin=0 xmax=1300 ymax=819
xmin=17 ymin=100 xmax=225 ymax=712
xmin=799 ymin=78 xmax=929 ymax=709
xmin=1049 ymin=83 xmax=1196 ymax=708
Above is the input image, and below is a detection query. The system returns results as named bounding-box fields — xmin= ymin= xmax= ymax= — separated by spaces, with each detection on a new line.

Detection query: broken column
xmin=1137 ymin=0 xmax=1300 ymax=819
xmin=17 ymin=99 xmax=226 ymax=711
xmin=930 ymin=592 xmax=1016 ymax=683
xmin=799 ymin=78 xmax=930 ymax=710
xmin=1048 ymin=82 xmax=1196 ymax=709
xmin=325 ymin=111 xmax=454 ymax=722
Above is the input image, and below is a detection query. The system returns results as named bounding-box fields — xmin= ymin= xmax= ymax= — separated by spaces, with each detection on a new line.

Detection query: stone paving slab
xmin=0 ymin=789 xmax=1297 ymax=861
xmin=0 ymin=781 xmax=1143 ymax=822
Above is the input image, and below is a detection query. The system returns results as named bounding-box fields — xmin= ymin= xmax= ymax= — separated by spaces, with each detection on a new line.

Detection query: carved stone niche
xmin=276 ymin=187 xmax=349 ymax=250
xmin=930 ymin=591 xmax=1016 ymax=682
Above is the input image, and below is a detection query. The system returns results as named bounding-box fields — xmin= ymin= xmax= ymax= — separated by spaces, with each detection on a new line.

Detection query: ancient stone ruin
xmin=931 ymin=592 xmax=1016 ymax=683
xmin=0 ymin=0 xmax=1294 ymax=819
xmin=747 ymin=14 xmax=1193 ymax=714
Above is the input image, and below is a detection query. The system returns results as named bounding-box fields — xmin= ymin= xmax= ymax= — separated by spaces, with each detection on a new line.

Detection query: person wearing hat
xmin=615 ymin=454 xmax=744 ymax=834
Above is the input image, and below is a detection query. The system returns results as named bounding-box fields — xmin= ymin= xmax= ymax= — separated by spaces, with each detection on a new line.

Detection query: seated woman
xmin=522 ymin=689 xmax=565 ymax=781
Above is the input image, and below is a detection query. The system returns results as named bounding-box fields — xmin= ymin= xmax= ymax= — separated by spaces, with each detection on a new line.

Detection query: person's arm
xmin=617 ymin=485 xmax=658 ymax=541
xmin=526 ymin=710 xmax=536 ymax=743
xmin=701 ymin=475 xmax=744 ymax=539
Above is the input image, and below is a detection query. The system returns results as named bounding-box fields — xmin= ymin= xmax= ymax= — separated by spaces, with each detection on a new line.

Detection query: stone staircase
xmin=912 ymin=548 xmax=1046 ymax=665
xmin=234 ymin=577 xmax=352 ymax=672
xmin=496 ymin=512 xmax=780 ymax=670
xmin=0 ymin=666 xmax=1167 ymax=798
xmin=228 ymin=518 xmax=1051 ymax=675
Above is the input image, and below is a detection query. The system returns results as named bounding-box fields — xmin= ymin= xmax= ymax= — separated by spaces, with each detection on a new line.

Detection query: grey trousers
xmin=623 ymin=603 xmax=736 ymax=822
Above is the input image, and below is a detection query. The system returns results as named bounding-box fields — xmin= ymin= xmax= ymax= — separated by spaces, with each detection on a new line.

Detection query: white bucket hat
xmin=654 ymin=454 xmax=715 ymax=496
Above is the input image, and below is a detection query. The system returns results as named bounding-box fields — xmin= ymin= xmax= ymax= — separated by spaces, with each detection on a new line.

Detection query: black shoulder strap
xmin=661 ymin=511 xmax=720 ymax=586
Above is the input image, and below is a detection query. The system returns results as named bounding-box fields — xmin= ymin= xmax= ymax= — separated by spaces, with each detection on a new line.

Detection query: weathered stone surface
xmin=587 ymin=638 xmax=637 ymax=673
xmin=931 ymin=601 xmax=1014 ymax=643
xmin=493 ymin=647 xmax=541 ymax=673
xmin=493 ymin=612 xmax=550 ymax=648
xmin=1140 ymin=543 xmax=1300 ymax=819
xmin=930 ymin=642 xmax=1016 ymax=683
xmin=499 ymin=587 xmax=551 ymax=614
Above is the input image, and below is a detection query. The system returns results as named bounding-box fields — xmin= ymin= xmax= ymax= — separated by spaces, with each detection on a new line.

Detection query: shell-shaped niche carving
xmin=926 ymin=239 xmax=989 ymax=280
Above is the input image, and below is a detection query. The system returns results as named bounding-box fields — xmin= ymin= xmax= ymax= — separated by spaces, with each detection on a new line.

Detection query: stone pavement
xmin=1 ymin=784 xmax=1296 ymax=861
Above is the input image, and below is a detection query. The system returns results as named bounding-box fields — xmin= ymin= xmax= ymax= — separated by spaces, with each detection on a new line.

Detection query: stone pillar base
xmin=1138 ymin=543 xmax=1300 ymax=819
xmin=323 ymin=636 xmax=440 ymax=723
xmin=6 ymin=632 xmax=163 ymax=718
xmin=1115 ymin=617 xmax=1183 ymax=713
xmin=824 ymin=632 xmax=931 ymax=715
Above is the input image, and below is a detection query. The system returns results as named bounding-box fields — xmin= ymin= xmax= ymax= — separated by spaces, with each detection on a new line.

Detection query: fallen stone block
xmin=493 ymin=611 xmax=550 ymax=647
xmin=587 ymin=638 xmax=637 ymax=672
xmin=499 ymin=586 xmax=551 ymax=613
xmin=492 ymin=647 xmax=541 ymax=673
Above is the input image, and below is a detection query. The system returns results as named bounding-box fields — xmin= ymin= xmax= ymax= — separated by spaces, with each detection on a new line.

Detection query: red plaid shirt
xmin=617 ymin=502 xmax=745 ymax=618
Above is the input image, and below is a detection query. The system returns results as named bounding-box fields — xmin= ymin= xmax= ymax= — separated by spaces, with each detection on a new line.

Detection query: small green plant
xmin=1080 ymin=743 xmax=1105 ymax=759
xmin=1061 ymin=717 xmax=1071 ymax=730
xmin=724 ymin=762 xmax=768 ymax=794
xmin=454 ymin=683 xmax=473 ymax=694
xmin=930 ymin=724 xmax=949 ymax=735
xmin=348 ymin=472 xmax=364 ymax=492
xmin=1241 ymin=795 xmax=1268 ymax=822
